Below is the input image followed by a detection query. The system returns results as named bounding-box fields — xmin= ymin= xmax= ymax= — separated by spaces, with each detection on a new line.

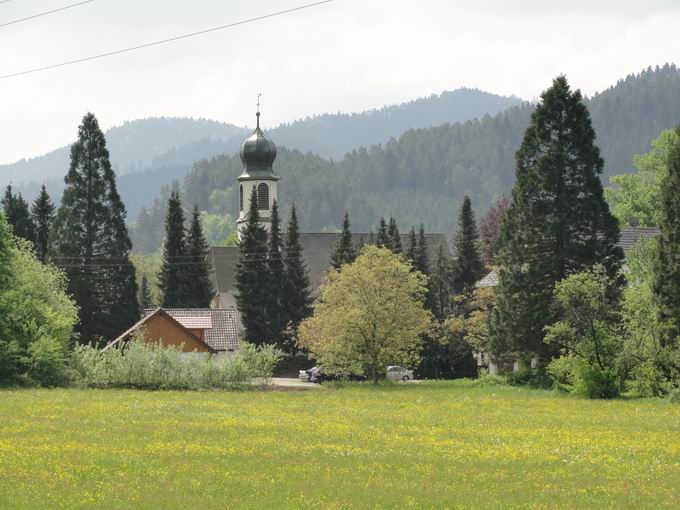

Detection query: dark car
xmin=301 ymin=367 xmax=367 ymax=383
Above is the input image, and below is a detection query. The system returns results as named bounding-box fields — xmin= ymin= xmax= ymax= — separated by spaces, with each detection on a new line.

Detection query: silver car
xmin=386 ymin=365 xmax=414 ymax=381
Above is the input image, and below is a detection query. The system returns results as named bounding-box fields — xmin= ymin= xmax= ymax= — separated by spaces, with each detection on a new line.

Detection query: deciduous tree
xmin=298 ymin=246 xmax=431 ymax=383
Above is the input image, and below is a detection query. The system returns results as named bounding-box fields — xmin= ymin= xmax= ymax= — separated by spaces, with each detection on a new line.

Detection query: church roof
xmin=211 ymin=232 xmax=450 ymax=299
xmin=238 ymin=112 xmax=278 ymax=180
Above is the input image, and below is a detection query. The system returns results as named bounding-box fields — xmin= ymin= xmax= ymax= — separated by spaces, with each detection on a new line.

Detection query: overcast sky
xmin=1 ymin=0 xmax=679 ymax=164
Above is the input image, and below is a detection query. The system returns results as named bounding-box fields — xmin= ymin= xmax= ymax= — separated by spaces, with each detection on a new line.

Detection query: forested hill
xmin=182 ymin=64 xmax=680 ymax=237
xmin=0 ymin=88 xmax=521 ymax=216
xmin=0 ymin=118 xmax=247 ymax=188
xmin=267 ymin=89 xmax=522 ymax=159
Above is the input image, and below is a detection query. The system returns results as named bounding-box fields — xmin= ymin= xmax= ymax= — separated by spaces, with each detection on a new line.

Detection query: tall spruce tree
xmin=2 ymin=185 xmax=35 ymax=245
xmin=30 ymin=185 xmax=55 ymax=263
xmin=388 ymin=217 xmax=402 ymax=254
xmin=330 ymin=211 xmax=356 ymax=269
xmin=406 ymin=226 xmax=418 ymax=265
xmin=653 ymin=127 xmax=680 ymax=348
xmin=430 ymin=244 xmax=451 ymax=320
xmin=414 ymin=224 xmax=429 ymax=276
xmin=265 ymin=200 xmax=287 ymax=346
xmin=139 ymin=274 xmax=155 ymax=309
xmin=235 ymin=188 xmax=270 ymax=345
xmin=158 ymin=191 xmax=191 ymax=307
xmin=376 ymin=217 xmax=391 ymax=248
xmin=284 ymin=204 xmax=312 ymax=344
xmin=185 ymin=204 xmax=214 ymax=308
xmin=50 ymin=112 xmax=138 ymax=344
xmin=451 ymin=196 xmax=485 ymax=295
xmin=490 ymin=76 xmax=623 ymax=360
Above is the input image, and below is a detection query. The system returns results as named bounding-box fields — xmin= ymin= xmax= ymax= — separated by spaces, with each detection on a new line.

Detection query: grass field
xmin=1 ymin=382 xmax=680 ymax=509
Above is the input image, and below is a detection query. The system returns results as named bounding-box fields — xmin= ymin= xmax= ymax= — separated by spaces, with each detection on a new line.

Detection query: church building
xmin=209 ymin=111 xmax=450 ymax=309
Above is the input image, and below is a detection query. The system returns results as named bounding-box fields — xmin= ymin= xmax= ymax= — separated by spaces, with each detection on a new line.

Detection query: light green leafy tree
xmin=605 ymin=129 xmax=679 ymax=227
xmin=298 ymin=245 xmax=431 ymax=383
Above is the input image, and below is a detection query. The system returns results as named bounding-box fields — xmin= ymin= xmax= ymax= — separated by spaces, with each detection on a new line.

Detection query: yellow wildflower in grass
xmin=0 ymin=383 xmax=679 ymax=508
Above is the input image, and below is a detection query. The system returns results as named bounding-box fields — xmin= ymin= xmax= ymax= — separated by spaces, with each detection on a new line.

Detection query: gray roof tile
xmin=144 ymin=308 xmax=240 ymax=351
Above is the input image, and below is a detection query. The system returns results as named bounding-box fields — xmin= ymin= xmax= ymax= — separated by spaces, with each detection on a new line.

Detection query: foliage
xmin=158 ymin=190 xmax=190 ymax=307
xmin=1 ymin=185 xmax=35 ymax=245
xmin=491 ymin=76 xmax=623 ymax=361
xmin=283 ymin=204 xmax=312 ymax=344
xmin=50 ymin=112 xmax=138 ymax=345
xmin=652 ymin=127 xmax=680 ymax=348
xmin=605 ymin=129 xmax=678 ymax=227
xmin=330 ymin=211 xmax=357 ymax=269
xmin=235 ymin=188 xmax=270 ymax=345
xmin=0 ymin=227 xmax=78 ymax=386
xmin=199 ymin=211 xmax=236 ymax=246
xmin=428 ymin=244 xmax=451 ymax=320
xmin=298 ymin=246 xmax=431 ymax=383
xmin=30 ymin=185 xmax=55 ymax=263
xmin=138 ymin=274 xmax=155 ymax=310
xmin=446 ymin=287 xmax=495 ymax=355
xmin=544 ymin=267 xmax=622 ymax=398
xmin=451 ymin=195 xmax=485 ymax=295
xmin=69 ymin=337 xmax=282 ymax=390
xmin=185 ymin=204 xmax=214 ymax=308
xmin=479 ymin=195 xmax=509 ymax=265
xmin=264 ymin=200 xmax=287 ymax=348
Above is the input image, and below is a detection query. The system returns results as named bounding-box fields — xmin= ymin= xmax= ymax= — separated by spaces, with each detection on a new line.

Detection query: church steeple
xmin=236 ymin=98 xmax=280 ymax=240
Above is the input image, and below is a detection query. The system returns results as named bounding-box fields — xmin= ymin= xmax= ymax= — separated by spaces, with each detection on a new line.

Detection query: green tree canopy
xmin=298 ymin=245 xmax=431 ymax=383
xmin=50 ymin=112 xmax=138 ymax=345
xmin=490 ymin=76 xmax=623 ymax=360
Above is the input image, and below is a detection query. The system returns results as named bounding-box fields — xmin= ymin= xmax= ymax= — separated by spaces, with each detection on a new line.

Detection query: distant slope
xmin=0 ymin=117 xmax=248 ymax=191
xmin=0 ymin=89 xmax=522 ymax=216
xmin=181 ymin=64 xmax=680 ymax=239
xmin=267 ymin=88 xmax=523 ymax=159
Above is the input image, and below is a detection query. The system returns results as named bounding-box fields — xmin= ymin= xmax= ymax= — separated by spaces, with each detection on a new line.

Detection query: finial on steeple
xmin=256 ymin=93 xmax=261 ymax=128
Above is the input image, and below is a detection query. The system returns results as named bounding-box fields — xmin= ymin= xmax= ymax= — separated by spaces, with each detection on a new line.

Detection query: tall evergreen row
xmin=235 ymin=189 xmax=311 ymax=351
xmin=157 ymin=194 xmax=214 ymax=309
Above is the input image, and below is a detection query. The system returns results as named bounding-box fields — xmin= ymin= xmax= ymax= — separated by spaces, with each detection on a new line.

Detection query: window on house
xmin=239 ymin=184 xmax=243 ymax=212
xmin=257 ymin=183 xmax=269 ymax=210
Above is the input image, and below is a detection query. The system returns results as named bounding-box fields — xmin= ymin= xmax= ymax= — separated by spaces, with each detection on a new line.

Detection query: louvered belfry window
xmin=239 ymin=184 xmax=243 ymax=211
xmin=257 ymin=183 xmax=269 ymax=210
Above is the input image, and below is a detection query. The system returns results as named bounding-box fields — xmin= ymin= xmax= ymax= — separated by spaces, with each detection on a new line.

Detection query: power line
xmin=0 ymin=0 xmax=334 ymax=80
xmin=0 ymin=0 xmax=96 ymax=29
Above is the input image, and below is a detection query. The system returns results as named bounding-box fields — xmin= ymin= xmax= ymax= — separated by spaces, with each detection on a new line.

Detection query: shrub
xmin=668 ymin=388 xmax=680 ymax=404
xmin=471 ymin=372 xmax=509 ymax=387
xmin=68 ymin=339 xmax=282 ymax=390
xmin=506 ymin=366 xmax=551 ymax=388
xmin=27 ymin=337 xmax=68 ymax=387
xmin=572 ymin=364 xmax=619 ymax=399
xmin=547 ymin=356 xmax=579 ymax=393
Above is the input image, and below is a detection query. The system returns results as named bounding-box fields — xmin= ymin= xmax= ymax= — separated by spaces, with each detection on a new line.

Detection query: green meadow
xmin=1 ymin=382 xmax=679 ymax=509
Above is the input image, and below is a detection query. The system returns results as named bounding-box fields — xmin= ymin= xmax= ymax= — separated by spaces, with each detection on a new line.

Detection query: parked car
xmin=299 ymin=367 xmax=316 ymax=382
xmin=299 ymin=366 xmax=367 ymax=383
xmin=386 ymin=366 xmax=414 ymax=381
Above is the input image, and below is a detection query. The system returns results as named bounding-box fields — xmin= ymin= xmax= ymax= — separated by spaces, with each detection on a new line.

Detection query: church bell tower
xmin=236 ymin=101 xmax=279 ymax=240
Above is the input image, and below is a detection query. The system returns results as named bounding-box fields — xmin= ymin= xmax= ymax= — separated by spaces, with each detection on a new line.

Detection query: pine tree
xmin=451 ymin=196 xmax=485 ymax=295
xmin=30 ymin=185 xmax=55 ymax=263
xmin=414 ymin=224 xmax=429 ymax=276
xmin=50 ymin=112 xmax=138 ymax=344
xmin=284 ymin=204 xmax=312 ymax=347
xmin=185 ymin=204 xmax=214 ymax=308
xmin=405 ymin=226 xmax=418 ymax=265
xmin=430 ymin=244 xmax=451 ymax=320
xmin=139 ymin=274 xmax=155 ymax=310
xmin=158 ymin=191 xmax=191 ymax=308
xmin=330 ymin=211 xmax=356 ymax=269
xmin=490 ymin=77 xmax=623 ymax=360
xmin=2 ymin=185 xmax=35 ymax=245
xmin=265 ymin=200 xmax=287 ymax=346
xmin=235 ymin=188 xmax=270 ymax=345
xmin=376 ymin=217 xmax=391 ymax=248
xmin=388 ymin=217 xmax=402 ymax=254
xmin=653 ymin=127 xmax=680 ymax=348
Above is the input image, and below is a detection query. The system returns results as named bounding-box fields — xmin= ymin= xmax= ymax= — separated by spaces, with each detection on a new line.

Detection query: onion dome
xmin=239 ymin=112 xmax=278 ymax=177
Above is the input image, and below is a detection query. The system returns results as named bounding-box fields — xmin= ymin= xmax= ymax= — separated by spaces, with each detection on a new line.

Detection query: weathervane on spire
xmin=256 ymin=93 xmax=261 ymax=128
